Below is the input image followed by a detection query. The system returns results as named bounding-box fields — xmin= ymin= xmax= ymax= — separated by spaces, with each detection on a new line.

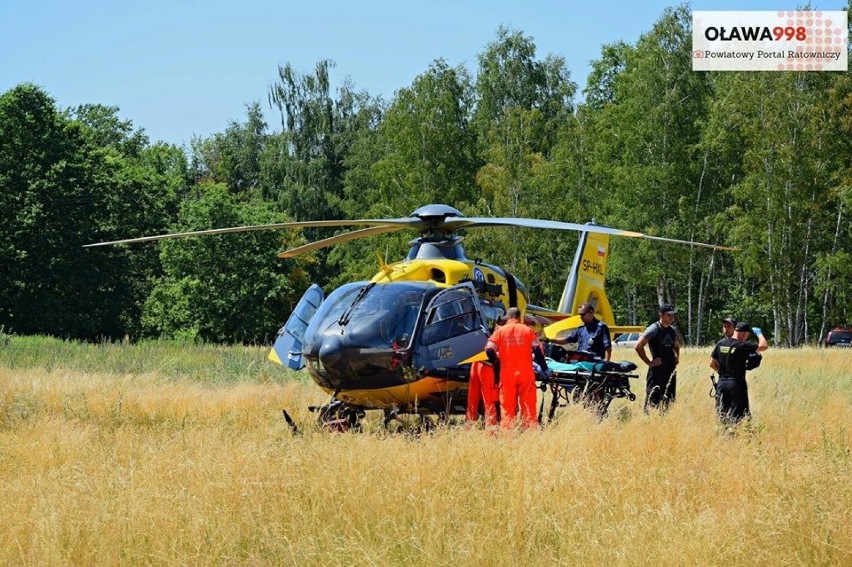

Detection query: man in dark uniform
xmin=635 ymin=304 xmax=681 ymax=412
xmin=710 ymin=321 xmax=769 ymax=424
xmin=549 ymin=303 xmax=612 ymax=360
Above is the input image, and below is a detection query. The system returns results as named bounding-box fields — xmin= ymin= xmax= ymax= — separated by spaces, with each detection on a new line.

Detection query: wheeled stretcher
xmin=537 ymin=347 xmax=639 ymax=421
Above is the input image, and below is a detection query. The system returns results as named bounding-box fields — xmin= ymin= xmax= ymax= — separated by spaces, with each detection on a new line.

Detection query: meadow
xmin=1 ymin=335 xmax=850 ymax=566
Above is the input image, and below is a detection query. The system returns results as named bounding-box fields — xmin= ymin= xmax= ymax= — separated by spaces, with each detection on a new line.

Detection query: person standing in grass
xmin=466 ymin=359 xmax=500 ymax=427
xmin=485 ymin=307 xmax=548 ymax=430
xmin=466 ymin=317 xmax=504 ymax=428
xmin=710 ymin=321 xmax=769 ymax=425
xmin=635 ymin=304 xmax=681 ymax=412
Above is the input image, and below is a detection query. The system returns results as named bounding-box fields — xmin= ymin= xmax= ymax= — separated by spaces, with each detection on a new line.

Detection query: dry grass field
xmin=1 ymin=336 xmax=850 ymax=566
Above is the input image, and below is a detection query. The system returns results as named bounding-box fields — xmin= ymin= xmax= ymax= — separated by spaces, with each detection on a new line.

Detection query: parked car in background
xmin=825 ymin=327 xmax=852 ymax=347
xmin=613 ymin=332 xmax=641 ymax=347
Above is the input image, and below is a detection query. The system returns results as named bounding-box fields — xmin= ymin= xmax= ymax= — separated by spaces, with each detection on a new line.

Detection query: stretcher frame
xmin=537 ymin=348 xmax=639 ymax=421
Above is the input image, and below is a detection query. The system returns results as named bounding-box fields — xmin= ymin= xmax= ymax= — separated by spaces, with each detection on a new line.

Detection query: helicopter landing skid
xmin=309 ymin=398 xmax=365 ymax=432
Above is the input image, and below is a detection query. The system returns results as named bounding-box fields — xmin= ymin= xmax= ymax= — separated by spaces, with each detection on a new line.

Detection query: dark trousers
xmin=645 ymin=367 xmax=676 ymax=412
xmin=715 ymin=376 xmax=750 ymax=424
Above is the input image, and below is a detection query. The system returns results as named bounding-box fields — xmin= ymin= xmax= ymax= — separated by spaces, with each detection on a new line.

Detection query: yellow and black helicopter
xmin=87 ymin=204 xmax=730 ymax=429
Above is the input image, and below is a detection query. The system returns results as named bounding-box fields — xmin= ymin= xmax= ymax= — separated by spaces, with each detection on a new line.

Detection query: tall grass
xmin=0 ymin=335 xmax=292 ymax=384
xmin=1 ymin=338 xmax=850 ymax=565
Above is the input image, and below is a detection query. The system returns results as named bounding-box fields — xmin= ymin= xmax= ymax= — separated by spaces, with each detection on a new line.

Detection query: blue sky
xmin=2 ymin=0 xmax=840 ymax=147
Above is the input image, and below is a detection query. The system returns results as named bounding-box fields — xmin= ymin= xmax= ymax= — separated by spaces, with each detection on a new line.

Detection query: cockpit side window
xmin=374 ymin=289 xmax=425 ymax=347
xmin=480 ymin=301 xmax=506 ymax=332
xmin=392 ymin=303 xmax=421 ymax=347
xmin=422 ymin=289 xmax=480 ymax=345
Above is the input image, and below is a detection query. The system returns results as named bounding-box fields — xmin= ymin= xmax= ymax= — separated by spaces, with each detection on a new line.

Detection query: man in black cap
xmin=635 ymin=304 xmax=681 ymax=412
xmin=710 ymin=321 xmax=769 ymax=425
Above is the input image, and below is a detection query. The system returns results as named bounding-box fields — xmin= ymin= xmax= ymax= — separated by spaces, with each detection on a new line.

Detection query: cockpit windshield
xmin=303 ymin=281 xmax=436 ymax=351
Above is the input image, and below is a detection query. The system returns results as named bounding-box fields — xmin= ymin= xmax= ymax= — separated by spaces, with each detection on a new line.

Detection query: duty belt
xmin=710 ymin=374 xmax=745 ymax=397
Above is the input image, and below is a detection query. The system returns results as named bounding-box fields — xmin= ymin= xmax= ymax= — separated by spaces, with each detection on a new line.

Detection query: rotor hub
xmin=409 ymin=204 xmax=464 ymax=222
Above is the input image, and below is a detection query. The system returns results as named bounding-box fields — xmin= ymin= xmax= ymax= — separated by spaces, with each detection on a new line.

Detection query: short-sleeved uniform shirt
xmin=565 ymin=319 xmax=612 ymax=359
xmin=711 ymin=337 xmax=759 ymax=380
xmin=487 ymin=321 xmax=539 ymax=383
xmin=643 ymin=322 xmax=679 ymax=372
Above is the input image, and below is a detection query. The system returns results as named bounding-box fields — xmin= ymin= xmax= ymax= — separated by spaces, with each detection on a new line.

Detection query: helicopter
xmin=86 ymin=204 xmax=732 ymax=429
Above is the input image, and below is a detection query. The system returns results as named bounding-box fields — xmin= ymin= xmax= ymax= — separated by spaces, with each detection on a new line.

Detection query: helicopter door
xmin=269 ymin=284 xmax=324 ymax=370
xmin=417 ymin=282 xmax=489 ymax=372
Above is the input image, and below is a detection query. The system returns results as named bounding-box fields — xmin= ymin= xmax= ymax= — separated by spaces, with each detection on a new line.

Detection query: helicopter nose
xmin=318 ymin=334 xmax=350 ymax=386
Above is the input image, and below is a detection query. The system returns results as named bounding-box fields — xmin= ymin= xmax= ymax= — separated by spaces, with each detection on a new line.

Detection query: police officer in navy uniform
xmin=710 ymin=321 xmax=769 ymax=424
xmin=550 ymin=303 xmax=612 ymax=360
xmin=635 ymin=304 xmax=681 ymax=412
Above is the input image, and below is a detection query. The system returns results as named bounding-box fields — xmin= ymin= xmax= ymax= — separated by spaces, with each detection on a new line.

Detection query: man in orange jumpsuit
xmin=465 ymin=359 xmax=500 ymax=427
xmin=485 ymin=307 xmax=549 ymax=429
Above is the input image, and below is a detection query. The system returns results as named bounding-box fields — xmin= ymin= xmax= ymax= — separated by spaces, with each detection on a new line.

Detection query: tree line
xmin=1 ymin=5 xmax=848 ymax=345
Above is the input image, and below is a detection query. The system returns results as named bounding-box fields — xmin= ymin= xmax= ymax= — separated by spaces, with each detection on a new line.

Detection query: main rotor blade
xmin=636 ymin=234 xmax=737 ymax=251
xmin=450 ymin=217 xmax=644 ymax=237
xmin=447 ymin=217 xmax=734 ymax=250
xmin=83 ymin=218 xmax=421 ymax=247
xmin=83 ymin=206 xmax=734 ymax=253
xmin=277 ymin=225 xmax=406 ymax=258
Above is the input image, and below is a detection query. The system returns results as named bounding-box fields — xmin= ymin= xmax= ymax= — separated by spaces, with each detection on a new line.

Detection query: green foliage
xmin=583 ymin=42 xmax=631 ymax=110
xmin=814 ymin=250 xmax=851 ymax=327
xmin=266 ymin=60 xmax=384 ymax=286
xmin=578 ymin=6 xmax=730 ymax=340
xmin=701 ymin=69 xmax=849 ymax=344
xmin=267 ymin=60 xmax=380 ymax=221
xmin=324 ymin=59 xmax=482 ymax=289
xmin=467 ymin=28 xmax=579 ymax=306
xmin=371 ymin=59 xmax=479 ymax=212
xmin=141 ymin=183 xmax=309 ymax=343
xmin=69 ymin=103 xmax=149 ymax=157
xmin=191 ymin=102 xmax=267 ymax=195
xmin=0 ymin=85 xmax=183 ymax=338
xmin=474 ymin=25 xmax=576 ymax=149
